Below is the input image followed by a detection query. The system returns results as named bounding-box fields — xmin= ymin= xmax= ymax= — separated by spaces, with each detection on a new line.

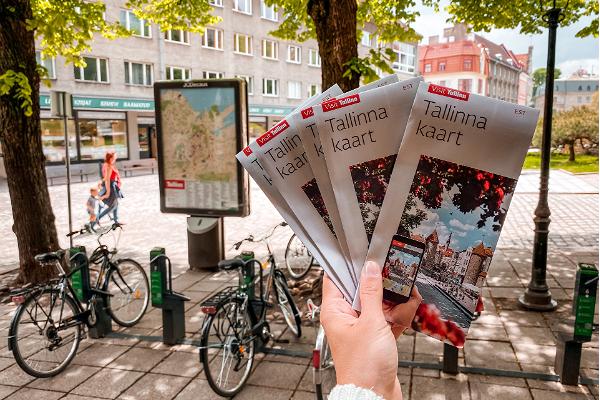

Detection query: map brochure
xmin=237 ymin=87 xmax=354 ymax=300
xmin=367 ymin=82 xmax=539 ymax=347
xmin=313 ymin=77 xmax=422 ymax=295
xmin=294 ymin=75 xmax=400 ymax=283
xmin=249 ymin=86 xmax=360 ymax=300
xmin=155 ymin=79 xmax=249 ymax=217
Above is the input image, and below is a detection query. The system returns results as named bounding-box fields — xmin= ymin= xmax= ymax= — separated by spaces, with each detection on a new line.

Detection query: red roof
xmin=418 ymin=40 xmax=480 ymax=62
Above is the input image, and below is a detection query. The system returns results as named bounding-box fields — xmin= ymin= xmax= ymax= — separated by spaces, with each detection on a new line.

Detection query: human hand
xmin=320 ymin=261 xmax=422 ymax=400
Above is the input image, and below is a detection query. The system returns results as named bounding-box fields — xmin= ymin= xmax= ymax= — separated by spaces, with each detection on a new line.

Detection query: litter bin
xmin=187 ymin=216 xmax=224 ymax=270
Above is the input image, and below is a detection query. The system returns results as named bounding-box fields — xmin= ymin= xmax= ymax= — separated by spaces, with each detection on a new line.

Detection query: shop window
xmin=249 ymin=116 xmax=267 ymax=138
xmin=78 ymin=113 xmax=128 ymax=161
xmin=74 ymin=57 xmax=109 ymax=83
xmin=40 ymin=118 xmax=77 ymax=163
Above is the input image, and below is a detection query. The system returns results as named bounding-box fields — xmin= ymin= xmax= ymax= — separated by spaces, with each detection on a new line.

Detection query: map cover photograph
xmin=159 ymin=87 xmax=239 ymax=211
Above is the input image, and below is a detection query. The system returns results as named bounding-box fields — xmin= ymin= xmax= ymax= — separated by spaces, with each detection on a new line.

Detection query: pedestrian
xmin=84 ymin=186 xmax=99 ymax=232
xmin=98 ymin=151 xmax=122 ymax=224
xmin=322 ymin=261 xmax=422 ymax=400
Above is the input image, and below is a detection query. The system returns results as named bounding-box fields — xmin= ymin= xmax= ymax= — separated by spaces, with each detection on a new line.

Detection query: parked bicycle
xmin=305 ymin=299 xmax=336 ymax=399
xmin=284 ymin=233 xmax=317 ymax=279
xmin=7 ymin=223 xmax=149 ymax=377
xmin=199 ymin=222 xmax=302 ymax=397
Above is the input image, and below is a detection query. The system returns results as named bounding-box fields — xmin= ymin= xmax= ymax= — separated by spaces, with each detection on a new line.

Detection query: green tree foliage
xmin=533 ymin=93 xmax=599 ymax=161
xmin=532 ymin=67 xmax=562 ymax=92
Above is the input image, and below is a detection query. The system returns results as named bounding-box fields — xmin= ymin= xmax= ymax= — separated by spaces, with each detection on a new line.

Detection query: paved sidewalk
xmin=0 ymin=170 xmax=597 ymax=399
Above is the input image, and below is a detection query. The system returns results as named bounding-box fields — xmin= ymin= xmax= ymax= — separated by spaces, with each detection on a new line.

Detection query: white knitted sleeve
xmin=328 ymin=384 xmax=385 ymax=400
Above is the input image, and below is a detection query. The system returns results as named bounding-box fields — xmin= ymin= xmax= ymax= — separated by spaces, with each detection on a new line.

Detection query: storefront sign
xmin=249 ymin=104 xmax=295 ymax=116
xmin=40 ymin=94 xmax=154 ymax=111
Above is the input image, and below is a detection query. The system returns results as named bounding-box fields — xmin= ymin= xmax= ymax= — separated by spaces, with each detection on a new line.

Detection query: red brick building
xmin=419 ymin=24 xmax=532 ymax=105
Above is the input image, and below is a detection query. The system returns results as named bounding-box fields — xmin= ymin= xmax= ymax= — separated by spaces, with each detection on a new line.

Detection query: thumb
xmin=359 ymin=261 xmax=386 ymax=321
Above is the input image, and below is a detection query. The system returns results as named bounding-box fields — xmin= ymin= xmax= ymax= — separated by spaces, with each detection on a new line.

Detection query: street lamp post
xmin=518 ymin=1 xmax=564 ymax=311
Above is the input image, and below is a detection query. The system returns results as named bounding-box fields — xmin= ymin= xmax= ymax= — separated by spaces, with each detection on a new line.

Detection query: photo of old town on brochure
xmin=367 ymin=82 xmax=539 ymax=347
xmin=248 ymin=86 xmax=360 ymax=299
xmin=295 ymin=75 xmax=400 ymax=277
xmin=314 ymin=77 xmax=422 ymax=285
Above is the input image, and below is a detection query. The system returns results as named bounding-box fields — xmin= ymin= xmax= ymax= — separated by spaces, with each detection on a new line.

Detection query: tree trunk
xmin=568 ymin=142 xmax=576 ymax=162
xmin=1 ymin=0 xmax=60 ymax=284
xmin=308 ymin=0 xmax=360 ymax=92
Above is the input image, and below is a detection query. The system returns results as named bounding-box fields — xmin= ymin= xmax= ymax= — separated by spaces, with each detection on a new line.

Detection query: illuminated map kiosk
xmin=154 ymin=79 xmax=250 ymax=269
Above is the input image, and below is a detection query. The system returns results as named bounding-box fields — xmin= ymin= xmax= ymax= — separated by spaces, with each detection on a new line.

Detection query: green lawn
xmin=523 ymin=152 xmax=599 ymax=173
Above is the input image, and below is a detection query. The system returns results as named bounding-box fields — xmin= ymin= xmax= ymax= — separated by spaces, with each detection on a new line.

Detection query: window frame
xmin=308 ymin=49 xmax=321 ymax=67
xmin=164 ymin=29 xmax=190 ymax=45
xmin=124 ymin=61 xmax=153 ymax=86
xmin=165 ymin=66 xmax=191 ymax=80
xmin=202 ymin=28 xmax=224 ymax=50
xmin=391 ymin=42 xmax=416 ymax=73
xmin=260 ymin=0 xmax=278 ymax=21
xmin=262 ymin=78 xmax=279 ymax=97
xmin=74 ymin=56 xmax=110 ymax=83
xmin=36 ymin=51 xmax=57 ymax=79
xmin=234 ymin=33 xmax=253 ymax=56
xmin=308 ymin=83 xmax=321 ymax=97
xmin=262 ymin=39 xmax=279 ymax=60
xmin=438 ymin=61 xmax=446 ymax=72
xmin=120 ymin=9 xmax=152 ymax=38
xmin=233 ymin=0 xmax=252 ymax=15
xmin=209 ymin=0 xmax=223 ymax=6
xmin=203 ymin=71 xmax=225 ymax=79
xmin=361 ymin=31 xmax=371 ymax=47
xmin=287 ymin=80 xmax=302 ymax=99
xmin=424 ymin=63 xmax=432 ymax=73
xmin=236 ymin=74 xmax=254 ymax=95
xmin=287 ymin=45 xmax=301 ymax=64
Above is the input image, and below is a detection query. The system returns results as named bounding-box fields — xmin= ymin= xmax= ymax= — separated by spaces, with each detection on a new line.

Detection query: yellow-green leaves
xmin=124 ymin=0 xmax=220 ymax=33
xmin=0 ymin=70 xmax=34 ymax=117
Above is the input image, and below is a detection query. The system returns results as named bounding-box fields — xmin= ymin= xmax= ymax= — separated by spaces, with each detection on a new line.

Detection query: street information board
xmin=154 ymin=79 xmax=249 ymax=216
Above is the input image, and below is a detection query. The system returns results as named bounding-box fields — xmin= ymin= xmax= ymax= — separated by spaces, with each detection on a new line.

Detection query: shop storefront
xmin=38 ymin=94 xmax=295 ymax=164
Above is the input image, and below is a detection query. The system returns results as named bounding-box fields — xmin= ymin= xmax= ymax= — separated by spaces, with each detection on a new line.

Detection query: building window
xmin=233 ymin=0 xmax=252 ymax=14
xmin=586 ymin=96 xmax=591 ymax=102
xmin=78 ymin=112 xmax=128 ymax=161
xmin=262 ymin=78 xmax=279 ymax=96
xmin=164 ymin=29 xmax=189 ymax=44
xmin=120 ymin=10 xmax=151 ymax=38
xmin=587 ymin=85 xmax=591 ymax=91
xmin=124 ymin=61 xmax=153 ymax=86
xmin=438 ymin=62 xmax=446 ymax=72
xmin=577 ymin=96 xmax=582 ymax=103
xmin=361 ymin=31 xmax=371 ymax=47
xmin=166 ymin=66 xmax=191 ymax=80
xmin=308 ymin=84 xmax=320 ymax=97
xmin=203 ymin=71 xmax=224 ymax=79
xmin=308 ymin=49 xmax=321 ymax=67
xmin=424 ymin=63 xmax=432 ymax=73
xmin=392 ymin=42 xmax=415 ymax=73
xmin=262 ymin=39 xmax=278 ymax=60
xmin=74 ymin=56 xmax=109 ymax=83
xmin=288 ymin=81 xmax=301 ymax=99
xmin=234 ymin=33 xmax=253 ymax=55
xmin=41 ymin=118 xmax=76 ymax=162
xmin=287 ymin=45 xmax=301 ymax=64
xmin=36 ymin=51 xmax=56 ymax=79
xmin=578 ymin=85 xmax=583 ymax=91
xmin=202 ymin=28 xmax=224 ymax=50
xmin=463 ymin=58 xmax=472 ymax=71
xmin=209 ymin=0 xmax=223 ymax=6
xmin=458 ymin=78 xmax=472 ymax=92
xmin=236 ymin=75 xmax=254 ymax=95
xmin=260 ymin=0 xmax=277 ymax=21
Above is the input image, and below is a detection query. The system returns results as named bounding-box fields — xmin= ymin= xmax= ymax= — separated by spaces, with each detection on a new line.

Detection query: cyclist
xmin=322 ymin=261 xmax=422 ymax=400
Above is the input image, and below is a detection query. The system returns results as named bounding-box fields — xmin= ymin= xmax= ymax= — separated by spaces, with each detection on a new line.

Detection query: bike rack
xmin=150 ymin=247 xmax=190 ymax=345
xmin=69 ymin=246 xmax=112 ymax=338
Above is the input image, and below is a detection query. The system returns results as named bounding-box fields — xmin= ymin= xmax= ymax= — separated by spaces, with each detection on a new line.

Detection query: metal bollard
xmin=555 ymin=332 xmax=582 ymax=385
xmin=150 ymin=247 xmax=190 ymax=345
xmin=442 ymin=343 xmax=459 ymax=375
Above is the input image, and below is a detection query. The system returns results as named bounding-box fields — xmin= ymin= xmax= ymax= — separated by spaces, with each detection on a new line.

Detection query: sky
xmin=413 ymin=2 xmax=599 ymax=77
xmin=408 ymin=185 xmax=515 ymax=254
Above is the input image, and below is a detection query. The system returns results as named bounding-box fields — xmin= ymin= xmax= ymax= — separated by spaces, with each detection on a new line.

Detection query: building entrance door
xmin=138 ymin=124 xmax=154 ymax=159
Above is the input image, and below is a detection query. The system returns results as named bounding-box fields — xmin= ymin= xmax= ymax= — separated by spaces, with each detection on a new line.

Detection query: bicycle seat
xmin=34 ymin=249 xmax=66 ymax=263
xmin=218 ymin=259 xmax=245 ymax=271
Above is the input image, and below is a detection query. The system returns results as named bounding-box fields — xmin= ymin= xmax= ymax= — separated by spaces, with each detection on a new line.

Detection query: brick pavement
xmin=0 ymin=170 xmax=597 ymax=399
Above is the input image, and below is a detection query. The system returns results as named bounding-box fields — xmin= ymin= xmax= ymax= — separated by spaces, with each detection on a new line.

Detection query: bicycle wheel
xmin=273 ymin=270 xmax=302 ymax=337
xmin=284 ymin=234 xmax=313 ymax=280
xmin=200 ymin=297 xmax=255 ymax=397
xmin=106 ymin=259 xmax=149 ymax=327
xmin=314 ymin=325 xmax=335 ymax=400
xmin=9 ymin=289 xmax=81 ymax=378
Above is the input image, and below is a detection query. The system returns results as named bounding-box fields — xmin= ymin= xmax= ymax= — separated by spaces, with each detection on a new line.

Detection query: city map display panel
xmin=155 ymin=79 xmax=249 ymax=216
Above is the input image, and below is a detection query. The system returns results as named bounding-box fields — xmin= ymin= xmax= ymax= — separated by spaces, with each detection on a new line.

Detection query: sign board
xmin=154 ymin=79 xmax=250 ymax=216
xmin=573 ymin=263 xmax=598 ymax=342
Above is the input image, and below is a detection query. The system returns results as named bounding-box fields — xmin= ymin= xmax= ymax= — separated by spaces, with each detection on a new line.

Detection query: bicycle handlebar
xmin=231 ymin=222 xmax=288 ymax=251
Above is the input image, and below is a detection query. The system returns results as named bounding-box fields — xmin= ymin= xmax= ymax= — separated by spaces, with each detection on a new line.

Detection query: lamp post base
xmin=518 ymin=290 xmax=558 ymax=311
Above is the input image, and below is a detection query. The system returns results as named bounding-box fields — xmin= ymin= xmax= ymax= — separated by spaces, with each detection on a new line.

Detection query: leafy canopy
xmin=532 ymin=67 xmax=562 ymax=91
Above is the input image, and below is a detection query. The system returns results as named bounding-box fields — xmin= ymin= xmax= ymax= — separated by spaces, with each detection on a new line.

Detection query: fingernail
xmin=365 ymin=261 xmax=379 ymax=277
